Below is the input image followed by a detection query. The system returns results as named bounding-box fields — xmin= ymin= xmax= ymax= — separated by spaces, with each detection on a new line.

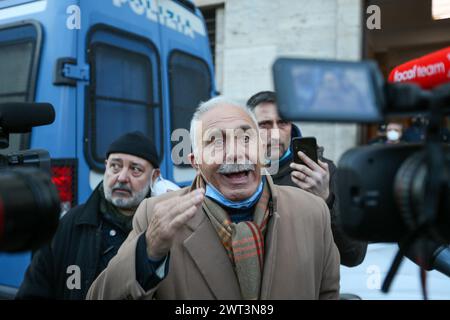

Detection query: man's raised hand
xmin=145 ymin=188 xmax=205 ymax=260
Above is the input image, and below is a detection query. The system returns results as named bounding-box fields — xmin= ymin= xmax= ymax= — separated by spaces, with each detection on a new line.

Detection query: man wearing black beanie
xmin=103 ymin=131 xmax=161 ymax=216
xmin=17 ymin=131 xmax=163 ymax=300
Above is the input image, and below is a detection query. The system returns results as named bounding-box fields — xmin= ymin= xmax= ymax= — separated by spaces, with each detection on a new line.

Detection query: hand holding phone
xmin=290 ymin=137 xmax=330 ymax=201
xmin=291 ymin=137 xmax=318 ymax=165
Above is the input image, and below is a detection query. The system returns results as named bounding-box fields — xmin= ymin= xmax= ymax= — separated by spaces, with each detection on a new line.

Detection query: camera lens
xmin=0 ymin=168 xmax=60 ymax=252
xmin=394 ymin=148 xmax=450 ymax=242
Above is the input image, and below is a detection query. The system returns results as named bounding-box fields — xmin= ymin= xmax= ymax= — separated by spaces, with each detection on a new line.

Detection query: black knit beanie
xmin=106 ymin=131 xmax=160 ymax=168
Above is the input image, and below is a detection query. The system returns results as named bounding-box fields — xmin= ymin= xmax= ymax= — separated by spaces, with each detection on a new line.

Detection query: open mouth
xmin=221 ymin=170 xmax=251 ymax=183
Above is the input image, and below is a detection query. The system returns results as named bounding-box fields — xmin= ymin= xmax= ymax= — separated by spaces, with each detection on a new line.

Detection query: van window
xmin=86 ymin=27 xmax=161 ymax=171
xmin=169 ymin=51 xmax=211 ymax=163
xmin=0 ymin=22 xmax=41 ymax=153
xmin=0 ymin=41 xmax=34 ymax=103
xmin=91 ymin=44 xmax=154 ymax=162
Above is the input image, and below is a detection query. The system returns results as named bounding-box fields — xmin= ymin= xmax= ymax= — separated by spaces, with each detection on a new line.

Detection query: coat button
xmin=109 ymin=229 xmax=117 ymax=237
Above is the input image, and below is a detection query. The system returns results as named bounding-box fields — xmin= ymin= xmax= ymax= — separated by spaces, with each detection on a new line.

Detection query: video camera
xmin=0 ymin=102 xmax=61 ymax=253
xmin=272 ymin=47 xmax=450 ymax=292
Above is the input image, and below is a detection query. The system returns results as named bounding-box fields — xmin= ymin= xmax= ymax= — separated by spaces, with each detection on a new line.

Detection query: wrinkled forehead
xmin=196 ymin=105 xmax=258 ymax=135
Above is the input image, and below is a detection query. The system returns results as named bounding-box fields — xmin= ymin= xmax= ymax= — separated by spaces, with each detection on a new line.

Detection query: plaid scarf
xmin=194 ymin=175 xmax=271 ymax=300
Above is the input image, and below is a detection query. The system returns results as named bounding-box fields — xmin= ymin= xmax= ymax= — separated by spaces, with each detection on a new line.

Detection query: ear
xmin=151 ymin=168 xmax=160 ymax=181
xmin=188 ymin=152 xmax=200 ymax=171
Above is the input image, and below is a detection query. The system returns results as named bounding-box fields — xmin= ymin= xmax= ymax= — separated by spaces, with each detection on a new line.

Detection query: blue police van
xmin=0 ymin=0 xmax=214 ymax=298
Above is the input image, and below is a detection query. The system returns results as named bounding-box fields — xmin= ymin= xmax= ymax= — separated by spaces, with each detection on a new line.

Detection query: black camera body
xmin=273 ymin=57 xmax=450 ymax=290
xmin=0 ymin=103 xmax=60 ymax=253
xmin=273 ymin=57 xmax=450 ymax=244
xmin=338 ymin=143 xmax=450 ymax=243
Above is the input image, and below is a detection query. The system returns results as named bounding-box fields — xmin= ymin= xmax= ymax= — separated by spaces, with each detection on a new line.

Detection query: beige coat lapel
xmin=259 ymin=213 xmax=279 ymax=299
xmin=260 ymin=176 xmax=280 ymax=299
xmin=183 ymin=206 xmax=241 ymax=299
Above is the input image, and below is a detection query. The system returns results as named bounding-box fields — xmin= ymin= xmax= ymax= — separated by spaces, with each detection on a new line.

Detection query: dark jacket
xmin=16 ymin=183 xmax=131 ymax=300
xmin=271 ymin=125 xmax=368 ymax=267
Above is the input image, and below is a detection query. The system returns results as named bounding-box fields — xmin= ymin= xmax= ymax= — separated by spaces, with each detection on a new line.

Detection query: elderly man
xmin=247 ymin=91 xmax=368 ymax=267
xmin=16 ymin=131 xmax=161 ymax=299
xmin=87 ymin=97 xmax=340 ymax=300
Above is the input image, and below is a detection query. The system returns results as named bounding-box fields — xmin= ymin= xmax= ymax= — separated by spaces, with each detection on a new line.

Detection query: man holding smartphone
xmin=247 ymin=91 xmax=367 ymax=267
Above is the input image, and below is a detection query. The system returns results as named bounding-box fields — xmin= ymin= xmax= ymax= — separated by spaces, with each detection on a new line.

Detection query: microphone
xmin=388 ymin=46 xmax=450 ymax=90
xmin=0 ymin=103 xmax=55 ymax=133
xmin=404 ymin=239 xmax=450 ymax=278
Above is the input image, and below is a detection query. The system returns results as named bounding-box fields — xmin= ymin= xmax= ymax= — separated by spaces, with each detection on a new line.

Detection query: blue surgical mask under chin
xmin=205 ymin=179 xmax=264 ymax=210
xmin=268 ymin=147 xmax=292 ymax=167
xmin=279 ymin=147 xmax=292 ymax=163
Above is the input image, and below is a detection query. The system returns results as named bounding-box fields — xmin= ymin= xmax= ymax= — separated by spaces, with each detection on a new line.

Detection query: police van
xmin=0 ymin=0 xmax=214 ymax=298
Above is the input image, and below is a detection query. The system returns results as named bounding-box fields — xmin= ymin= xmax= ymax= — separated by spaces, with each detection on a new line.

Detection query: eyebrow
xmin=205 ymin=125 xmax=254 ymax=137
xmin=238 ymin=125 xmax=252 ymax=131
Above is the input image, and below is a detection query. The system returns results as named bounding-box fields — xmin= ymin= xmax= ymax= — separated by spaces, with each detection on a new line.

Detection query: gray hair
xmin=189 ymin=96 xmax=259 ymax=156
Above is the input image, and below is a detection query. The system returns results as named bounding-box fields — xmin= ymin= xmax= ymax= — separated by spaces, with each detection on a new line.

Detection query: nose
xmin=117 ymin=167 xmax=130 ymax=183
xmin=270 ymin=127 xmax=280 ymax=142
xmin=225 ymin=137 xmax=246 ymax=164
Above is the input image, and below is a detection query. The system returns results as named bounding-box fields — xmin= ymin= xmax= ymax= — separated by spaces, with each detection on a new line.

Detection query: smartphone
xmin=291 ymin=137 xmax=318 ymax=165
